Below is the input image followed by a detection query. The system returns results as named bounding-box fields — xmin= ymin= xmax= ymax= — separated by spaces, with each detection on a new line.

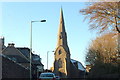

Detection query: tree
xmin=86 ymin=33 xmax=118 ymax=65
xmin=80 ymin=2 xmax=120 ymax=33
xmin=86 ymin=33 xmax=120 ymax=77
xmin=80 ymin=2 xmax=120 ymax=67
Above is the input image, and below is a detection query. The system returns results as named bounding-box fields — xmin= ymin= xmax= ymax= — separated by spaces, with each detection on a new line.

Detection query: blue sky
xmin=1 ymin=2 xmax=97 ymax=69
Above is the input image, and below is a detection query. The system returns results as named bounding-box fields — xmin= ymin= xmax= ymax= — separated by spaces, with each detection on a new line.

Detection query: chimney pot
xmin=8 ymin=43 xmax=15 ymax=47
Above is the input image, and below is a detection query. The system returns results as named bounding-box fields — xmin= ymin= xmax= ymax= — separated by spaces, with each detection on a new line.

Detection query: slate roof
xmin=2 ymin=46 xmax=30 ymax=63
xmin=16 ymin=47 xmax=44 ymax=66
xmin=17 ymin=47 xmax=30 ymax=59
xmin=32 ymin=54 xmax=44 ymax=66
xmin=2 ymin=44 xmax=44 ymax=67
xmin=7 ymin=55 xmax=29 ymax=63
xmin=71 ymin=59 xmax=86 ymax=71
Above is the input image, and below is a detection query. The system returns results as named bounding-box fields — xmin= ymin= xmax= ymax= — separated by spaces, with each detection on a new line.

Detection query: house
xmin=2 ymin=40 xmax=44 ymax=78
xmin=32 ymin=54 xmax=44 ymax=78
xmin=1 ymin=43 xmax=30 ymax=78
xmin=2 ymin=43 xmax=30 ymax=68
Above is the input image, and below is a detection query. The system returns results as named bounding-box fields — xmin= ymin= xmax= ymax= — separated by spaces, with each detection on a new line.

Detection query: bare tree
xmin=80 ymin=2 xmax=120 ymax=33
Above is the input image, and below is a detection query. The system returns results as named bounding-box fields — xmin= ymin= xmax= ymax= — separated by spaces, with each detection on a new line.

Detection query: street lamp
xmin=47 ymin=51 xmax=54 ymax=70
xmin=30 ymin=20 xmax=46 ymax=80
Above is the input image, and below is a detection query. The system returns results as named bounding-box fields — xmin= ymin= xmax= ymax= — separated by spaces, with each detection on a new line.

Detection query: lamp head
xmin=40 ymin=20 xmax=46 ymax=22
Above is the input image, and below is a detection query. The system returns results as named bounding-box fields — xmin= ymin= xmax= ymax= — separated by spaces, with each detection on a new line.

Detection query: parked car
xmin=55 ymin=76 xmax=60 ymax=80
xmin=38 ymin=72 xmax=56 ymax=80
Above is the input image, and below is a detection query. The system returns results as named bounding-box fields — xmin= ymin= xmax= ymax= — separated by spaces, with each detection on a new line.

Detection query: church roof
xmin=71 ymin=59 xmax=85 ymax=71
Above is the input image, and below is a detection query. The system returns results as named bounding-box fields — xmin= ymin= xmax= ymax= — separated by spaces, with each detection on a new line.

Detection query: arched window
xmin=58 ymin=58 xmax=62 ymax=68
xmin=58 ymin=50 xmax=62 ymax=55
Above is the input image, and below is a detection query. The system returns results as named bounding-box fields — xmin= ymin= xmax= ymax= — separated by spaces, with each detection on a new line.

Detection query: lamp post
xmin=30 ymin=20 xmax=46 ymax=80
xmin=47 ymin=51 xmax=54 ymax=71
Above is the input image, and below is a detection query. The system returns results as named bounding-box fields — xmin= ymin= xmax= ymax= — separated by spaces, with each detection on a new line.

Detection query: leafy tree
xmin=86 ymin=33 xmax=120 ymax=77
xmin=86 ymin=33 xmax=118 ymax=65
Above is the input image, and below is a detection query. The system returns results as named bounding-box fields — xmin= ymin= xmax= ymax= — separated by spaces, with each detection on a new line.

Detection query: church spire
xmin=57 ymin=8 xmax=68 ymax=48
xmin=58 ymin=7 xmax=65 ymax=32
xmin=54 ymin=8 xmax=71 ymax=77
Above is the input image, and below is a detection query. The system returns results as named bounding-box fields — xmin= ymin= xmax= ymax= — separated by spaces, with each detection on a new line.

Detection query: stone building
xmin=53 ymin=8 xmax=86 ymax=78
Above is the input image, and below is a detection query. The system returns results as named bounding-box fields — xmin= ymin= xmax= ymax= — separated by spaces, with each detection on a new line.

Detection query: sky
xmin=0 ymin=2 xmax=97 ymax=69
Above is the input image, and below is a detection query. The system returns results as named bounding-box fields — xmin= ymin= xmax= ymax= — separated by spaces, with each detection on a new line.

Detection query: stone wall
xmin=1 ymin=55 xmax=30 ymax=79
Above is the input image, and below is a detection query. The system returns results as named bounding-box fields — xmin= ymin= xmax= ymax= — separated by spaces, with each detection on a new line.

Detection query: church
xmin=53 ymin=8 xmax=86 ymax=78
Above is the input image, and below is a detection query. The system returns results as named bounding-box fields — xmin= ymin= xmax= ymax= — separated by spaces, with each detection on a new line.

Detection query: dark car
xmin=55 ymin=76 xmax=60 ymax=80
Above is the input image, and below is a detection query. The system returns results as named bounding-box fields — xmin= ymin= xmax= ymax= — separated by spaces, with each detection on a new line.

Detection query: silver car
xmin=38 ymin=72 xmax=56 ymax=80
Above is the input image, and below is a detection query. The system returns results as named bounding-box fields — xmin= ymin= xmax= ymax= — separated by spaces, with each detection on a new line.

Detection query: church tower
xmin=53 ymin=8 xmax=71 ymax=78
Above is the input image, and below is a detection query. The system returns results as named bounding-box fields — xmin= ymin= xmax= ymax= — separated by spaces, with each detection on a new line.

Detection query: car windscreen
xmin=40 ymin=74 xmax=54 ymax=77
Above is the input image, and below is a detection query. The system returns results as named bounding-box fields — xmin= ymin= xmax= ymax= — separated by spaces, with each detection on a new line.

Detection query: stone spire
xmin=54 ymin=8 xmax=70 ymax=77
xmin=57 ymin=8 xmax=68 ymax=48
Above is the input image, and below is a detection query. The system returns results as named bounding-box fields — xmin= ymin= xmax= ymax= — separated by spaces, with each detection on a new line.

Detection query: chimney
xmin=0 ymin=36 xmax=6 ymax=50
xmin=0 ymin=36 xmax=4 ymax=47
xmin=8 ymin=43 xmax=15 ymax=47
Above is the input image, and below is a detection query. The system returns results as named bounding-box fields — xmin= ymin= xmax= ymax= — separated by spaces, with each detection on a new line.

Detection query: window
xmin=12 ymin=57 xmax=17 ymax=62
xmin=58 ymin=50 xmax=62 ymax=55
xmin=59 ymin=32 xmax=63 ymax=39
xmin=58 ymin=58 xmax=62 ymax=68
xmin=59 ymin=35 xmax=62 ymax=39
xmin=40 ymin=73 xmax=55 ymax=77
